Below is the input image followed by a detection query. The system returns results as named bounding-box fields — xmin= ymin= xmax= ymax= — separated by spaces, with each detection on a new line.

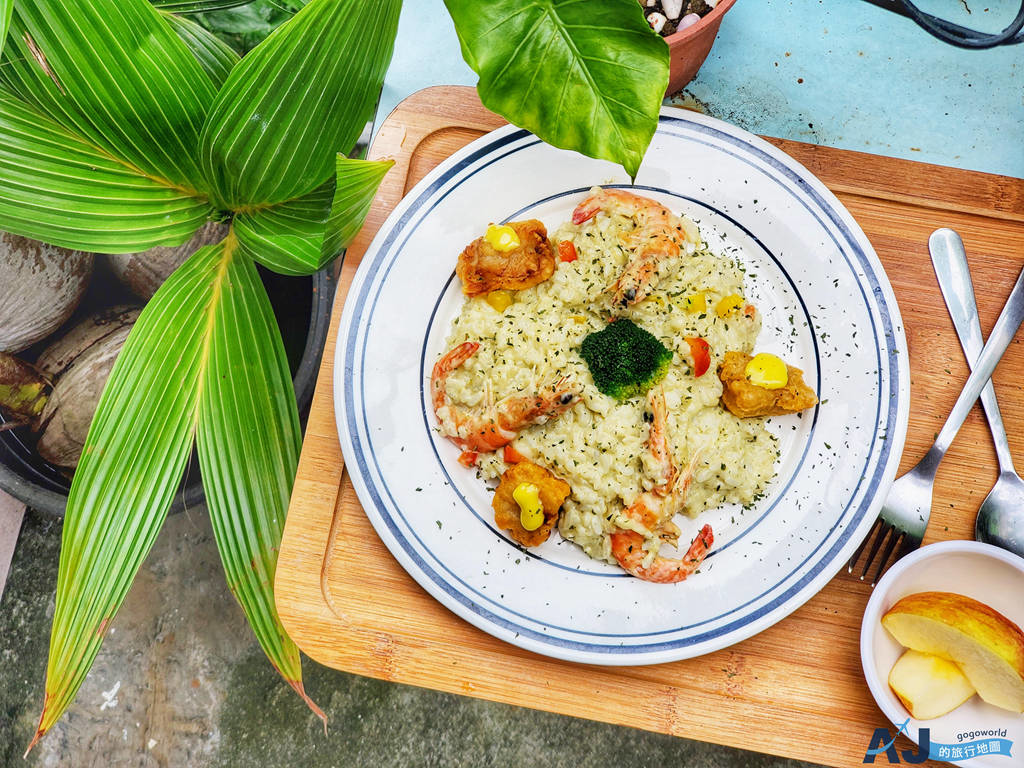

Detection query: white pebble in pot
xmin=679 ymin=12 xmax=702 ymax=30
xmin=646 ymin=11 xmax=667 ymax=33
xmin=662 ymin=0 xmax=684 ymax=20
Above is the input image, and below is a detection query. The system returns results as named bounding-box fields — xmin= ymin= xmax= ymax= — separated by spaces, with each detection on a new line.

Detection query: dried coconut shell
xmin=0 ymin=233 xmax=92 ymax=354
xmin=106 ymin=220 xmax=229 ymax=300
xmin=0 ymin=352 xmax=49 ymax=420
xmin=35 ymin=305 xmax=140 ymax=378
xmin=35 ymin=319 xmax=134 ymax=468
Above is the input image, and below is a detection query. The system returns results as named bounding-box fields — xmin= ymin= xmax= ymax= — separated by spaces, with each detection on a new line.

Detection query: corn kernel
xmin=485 ymin=223 xmax=520 ymax=252
xmin=513 ymin=482 xmax=544 ymax=531
xmin=745 ymin=353 xmax=788 ymax=390
xmin=485 ymin=290 xmax=514 ymax=313
xmin=684 ymin=292 xmax=707 ymax=314
xmin=715 ymin=293 xmax=744 ymax=318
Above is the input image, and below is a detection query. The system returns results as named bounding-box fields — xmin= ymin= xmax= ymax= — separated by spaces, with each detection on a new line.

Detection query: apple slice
xmin=888 ymin=649 xmax=976 ymax=719
xmin=882 ymin=591 xmax=1024 ymax=713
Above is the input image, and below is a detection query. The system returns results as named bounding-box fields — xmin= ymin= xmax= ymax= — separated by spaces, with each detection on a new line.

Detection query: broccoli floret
xmin=579 ymin=319 xmax=673 ymax=400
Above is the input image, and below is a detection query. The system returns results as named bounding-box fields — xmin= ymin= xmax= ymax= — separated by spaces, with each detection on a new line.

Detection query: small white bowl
xmin=861 ymin=540 xmax=1024 ymax=767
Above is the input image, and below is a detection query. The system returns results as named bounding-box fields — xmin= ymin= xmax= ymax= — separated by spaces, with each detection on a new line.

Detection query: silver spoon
xmin=930 ymin=228 xmax=1024 ymax=557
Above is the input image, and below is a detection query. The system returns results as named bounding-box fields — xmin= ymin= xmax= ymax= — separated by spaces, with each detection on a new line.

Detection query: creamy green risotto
xmin=440 ymin=203 xmax=779 ymax=563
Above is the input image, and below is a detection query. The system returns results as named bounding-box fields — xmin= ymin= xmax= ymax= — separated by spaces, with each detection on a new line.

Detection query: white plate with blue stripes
xmin=335 ymin=108 xmax=910 ymax=665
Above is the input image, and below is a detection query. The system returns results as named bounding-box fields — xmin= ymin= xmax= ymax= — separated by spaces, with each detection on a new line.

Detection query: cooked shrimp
xmin=610 ymin=525 xmax=714 ymax=584
xmin=621 ymin=448 xmax=703 ymax=537
xmin=571 ymin=187 xmax=698 ymax=308
xmin=608 ymin=387 xmax=713 ymax=583
xmin=431 ymin=341 xmax=581 ymax=456
xmin=645 ymin=384 xmax=675 ymax=491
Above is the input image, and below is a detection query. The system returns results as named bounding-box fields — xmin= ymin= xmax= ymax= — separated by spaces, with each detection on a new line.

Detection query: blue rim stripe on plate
xmin=348 ymin=124 xmax=893 ymax=649
xmin=362 ymin=162 xmax=882 ymax=643
xmin=340 ymin=115 xmax=901 ymax=655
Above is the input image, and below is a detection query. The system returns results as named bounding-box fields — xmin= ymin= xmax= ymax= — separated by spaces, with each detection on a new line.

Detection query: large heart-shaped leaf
xmin=3 ymin=0 xmax=217 ymax=193
xmin=233 ymin=156 xmax=392 ymax=275
xmin=199 ymin=0 xmax=399 ymax=209
xmin=444 ymin=0 xmax=668 ymax=179
xmin=0 ymin=87 xmax=212 ymax=251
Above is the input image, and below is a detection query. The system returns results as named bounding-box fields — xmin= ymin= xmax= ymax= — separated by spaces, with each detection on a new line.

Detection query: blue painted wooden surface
xmin=379 ymin=0 xmax=1022 ymax=178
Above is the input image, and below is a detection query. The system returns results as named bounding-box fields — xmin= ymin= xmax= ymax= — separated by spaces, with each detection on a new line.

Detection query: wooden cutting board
xmin=276 ymin=85 xmax=1024 ymax=768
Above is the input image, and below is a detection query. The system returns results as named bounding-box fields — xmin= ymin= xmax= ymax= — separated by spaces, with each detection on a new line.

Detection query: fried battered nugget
xmin=456 ymin=220 xmax=555 ymax=296
xmin=492 ymin=460 xmax=570 ymax=547
xmin=718 ymin=351 xmax=818 ymax=418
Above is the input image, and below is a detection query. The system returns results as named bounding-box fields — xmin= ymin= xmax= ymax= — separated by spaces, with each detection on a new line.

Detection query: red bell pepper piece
xmin=685 ymin=336 xmax=711 ymax=377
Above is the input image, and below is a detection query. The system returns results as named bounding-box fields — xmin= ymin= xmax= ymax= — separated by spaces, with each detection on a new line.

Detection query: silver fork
xmin=848 ymin=257 xmax=1024 ymax=585
xmin=930 ymin=229 xmax=1024 ymax=557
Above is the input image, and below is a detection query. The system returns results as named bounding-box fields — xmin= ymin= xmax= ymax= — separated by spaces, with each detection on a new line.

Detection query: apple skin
xmin=882 ymin=591 xmax=1024 ymax=713
xmin=888 ymin=649 xmax=976 ymax=719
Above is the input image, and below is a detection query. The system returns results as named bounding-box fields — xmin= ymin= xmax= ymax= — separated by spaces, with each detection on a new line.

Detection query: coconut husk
xmin=106 ymin=220 xmax=229 ymax=300
xmin=0 ymin=234 xmax=92 ymax=354
xmin=0 ymin=352 xmax=49 ymax=421
xmin=35 ymin=305 xmax=140 ymax=378
xmin=35 ymin=322 xmax=133 ymax=468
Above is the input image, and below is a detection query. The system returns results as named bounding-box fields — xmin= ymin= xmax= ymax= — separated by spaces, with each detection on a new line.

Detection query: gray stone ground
xmin=0 ymin=508 xmax=821 ymax=768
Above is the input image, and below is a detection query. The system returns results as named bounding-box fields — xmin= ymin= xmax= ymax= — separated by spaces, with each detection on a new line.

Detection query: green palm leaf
xmin=444 ymin=0 xmax=668 ymax=180
xmin=164 ymin=11 xmax=240 ymax=88
xmin=199 ymin=0 xmax=399 ymax=208
xmin=322 ymin=157 xmax=394 ymax=260
xmin=151 ymin=0 xmax=256 ymax=12
xmin=0 ymin=0 xmax=11 ymax=60
xmin=29 ymin=235 xmax=323 ymax=749
xmin=195 ymin=248 xmax=324 ymax=725
xmin=29 ymin=242 xmax=232 ymax=751
xmin=4 ymin=0 xmax=217 ymax=193
xmin=234 ymin=179 xmax=334 ymax=275
xmin=0 ymin=87 xmax=213 ymax=251
xmin=234 ymin=156 xmax=392 ymax=275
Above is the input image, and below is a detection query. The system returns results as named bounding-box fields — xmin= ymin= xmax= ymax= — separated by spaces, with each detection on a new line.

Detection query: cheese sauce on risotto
xmin=439 ymin=201 xmax=779 ymax=564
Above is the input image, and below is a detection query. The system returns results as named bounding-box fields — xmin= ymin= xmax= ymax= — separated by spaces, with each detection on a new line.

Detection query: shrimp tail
xmin=688 ymin=524 xmax=714 ymax=562
xmin=572 ymin=198 xmax=601 ymax=226
xmin=610 ymin=524 xmax=714 ymax=584
xmin=431 ymin=341 xmax=479 ymax=411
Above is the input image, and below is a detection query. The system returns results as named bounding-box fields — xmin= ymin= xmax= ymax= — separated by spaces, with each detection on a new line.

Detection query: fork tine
xmin=869 ymin=528 xmax=906 ymax=586
xmin=855 ymin=519 xmax=894 ymax=580
xmin=848 ymin=517 xmax=883 ymax=574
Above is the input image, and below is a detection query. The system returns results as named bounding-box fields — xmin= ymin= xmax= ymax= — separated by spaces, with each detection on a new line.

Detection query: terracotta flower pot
xmin=663 ymin=0 xmax=739 ymax=95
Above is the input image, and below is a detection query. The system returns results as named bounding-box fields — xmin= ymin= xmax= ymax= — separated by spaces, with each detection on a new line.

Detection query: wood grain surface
xmin=276 ymin=86 xmax=1024 ymax=768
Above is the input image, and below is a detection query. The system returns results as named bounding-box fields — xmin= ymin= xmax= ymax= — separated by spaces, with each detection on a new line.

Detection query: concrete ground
xmin=0 ymin=508 xmax=822 ymax=768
